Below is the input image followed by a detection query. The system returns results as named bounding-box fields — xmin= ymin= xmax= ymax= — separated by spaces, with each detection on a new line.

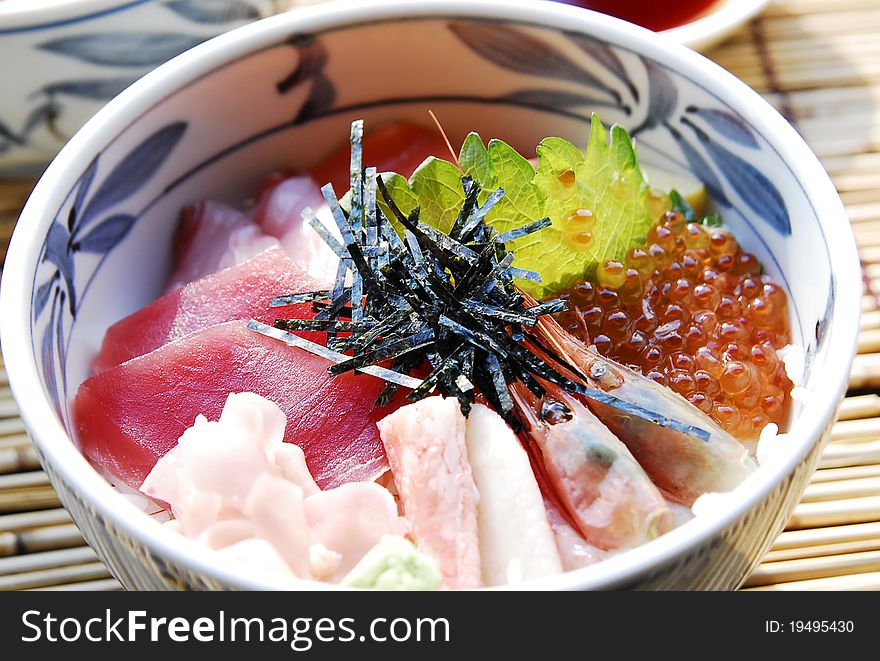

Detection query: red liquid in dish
xmin=552 ymin=0 xmax=720 ymax=32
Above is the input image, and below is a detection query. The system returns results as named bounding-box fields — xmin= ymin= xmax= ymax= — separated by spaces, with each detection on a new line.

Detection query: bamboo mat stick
xmin=772 ymin=521 xmax=880 ymax=551
xmin=717 ymin=33 xmax=880 ymax=64
xmin=762 ymin=537 xmax=880 ymax=563
xmin=0 ymin=471 xmax=49 ymax=490
xmin=0 ymin=524 xmax=84 ymax=558
xmin=800 ymin=476 xmax=880 ymax=502
xmin=850 ymin=218 xmax=880 ymax=233
xmin=0 ymin=398 xmax=17 ymax=419
xmin=830 ymin=417 xmax=880 ymax=442
xmin=860 ymin=310 xmax=880 ymax=330
xmin=848 ymin=354 xmax=880 ymax=390
xmin=850 ymin=204 xmax=880 ymax=224
xmin=750 ymin=11 xmax=880 ymax=40
xmin=856 ymin=234 xmax=880 ymax=252
xmin=837 ymin=394 xmax=880 ymax=420
xmin=0 ymin=417 xmax=25 ymax=436
xmin=863 ymin=263 xmax=880 ymax=279
xmin=822 ymin=151 xmax=880 ymax=174
xmin=0 ymin=433 xmax=30 ymax=450
xmin=0 ymin=546 xmax=97 ymax=576
xmin=858 ymin=246 xmax=880 ymax=264
xmin=743 ymin=571 xmax=880 ymax=591
xmin=858 ymin=328 xmax=880 ymax=354
xmin=0 ymin=562 xmax=111 ymax=591
xmin=0 ymin=484 xmax=60 ymax=513
xmin=786 ymin=495 xmax=880 ymax=529
xmin=744 ymin=550 xmax=880 ymax=587
xmin=810 ymin=464 xmax=880 ymax=483
xmin=0 ymin=445 xmax=39 ymax=475
xmin=765 ymin=0 xmax=880 ymax=16
xmin=29 ymin=578 xmax=123 ymax=592
xmin=0 ymin=508 xmax=71 ymax=533
xmin=819 ymin=440 xmax=880 ymax=468
xmin=838 ymin=171 xmax=880 ymax=193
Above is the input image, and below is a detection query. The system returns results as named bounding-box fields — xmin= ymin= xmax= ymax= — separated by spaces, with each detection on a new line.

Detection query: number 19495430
xmin=765 ymin=621 xmax=855 ymax=633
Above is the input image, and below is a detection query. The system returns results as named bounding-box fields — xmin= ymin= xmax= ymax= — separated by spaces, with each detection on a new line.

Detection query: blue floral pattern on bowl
xmin=0 ymin=0 xmax=279 ymax=175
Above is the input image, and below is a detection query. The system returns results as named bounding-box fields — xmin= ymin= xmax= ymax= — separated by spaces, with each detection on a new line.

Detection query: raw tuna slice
xmin=167 ymin=201 xmax=279 ymax=291
xmin=74 ymin=320 xmax=391 ymax=491
xmin=92 ymin=246 xmax=324 ymax=373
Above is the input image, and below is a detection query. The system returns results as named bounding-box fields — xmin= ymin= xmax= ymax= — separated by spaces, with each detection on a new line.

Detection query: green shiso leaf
xmin=376 ymin=172 xmax=417 ymax=233
xmin=459 ymin=132 xmax=491 ymax=183
xmin=382 ymin=113 xmax=657 ymax=298
xmin=534 ymin=115 xmax=654 ymax=294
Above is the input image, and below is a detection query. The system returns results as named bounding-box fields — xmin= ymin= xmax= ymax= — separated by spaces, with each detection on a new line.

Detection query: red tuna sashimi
xmin=311 ymin=122 xmax=449 ymax=193
xmin=167 ymin=201 xmax=279 ymax=291
xmin=74 ymin=320 xmax=391 ymax=491
xmin=92 ymin=246 xmax=325 ymax=373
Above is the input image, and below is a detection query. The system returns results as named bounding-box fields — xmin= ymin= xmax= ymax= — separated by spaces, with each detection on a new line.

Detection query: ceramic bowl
xmin=0 ymin=0 xmax=860 ymax=590
xmin=0 ymin=0 xmax=289 ymax=176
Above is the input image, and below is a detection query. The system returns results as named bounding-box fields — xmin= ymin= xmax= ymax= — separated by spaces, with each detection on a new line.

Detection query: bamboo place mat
xmin=2 ymin=0 xmax=880 ymax=592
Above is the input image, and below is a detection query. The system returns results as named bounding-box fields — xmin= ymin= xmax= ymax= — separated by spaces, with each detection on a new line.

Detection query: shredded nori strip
xmin=496 ymin=217 xmax=552 ymax=243
xmin=247 ymin=320 xmax=421 ymax=389
xmin=252 ymin=120 xmax=711 ymax=442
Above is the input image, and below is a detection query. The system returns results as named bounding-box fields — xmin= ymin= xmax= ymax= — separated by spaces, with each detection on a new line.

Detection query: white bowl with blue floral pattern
xmin=0 ymin=0 xmax=861 ymax=590
xmin=0 ymin=0 xmax=289 ymax=176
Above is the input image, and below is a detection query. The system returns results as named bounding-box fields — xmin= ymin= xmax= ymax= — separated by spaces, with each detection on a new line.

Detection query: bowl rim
xmin=0 ymin=0 xmax=862 ymax=590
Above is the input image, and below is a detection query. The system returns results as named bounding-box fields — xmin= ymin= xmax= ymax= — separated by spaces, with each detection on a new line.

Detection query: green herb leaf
xmin=377 ymin=172 xmax=418 ymax=233
xmin=531 ymin=114 xmax=655 ymax=294
xmin=409 ymin=157 xmax=466 ymax=235
xmin=459 ymin=132 xmax=491 ymax=185
xmin=382 ymin=114 xmax=658 ymax=297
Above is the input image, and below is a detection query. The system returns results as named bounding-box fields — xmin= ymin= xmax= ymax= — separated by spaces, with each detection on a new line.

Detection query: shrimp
xmin=530 ymin=308 xmax=756 ymax=506
xmin=511 ymin=380 xmax=673 ymax=552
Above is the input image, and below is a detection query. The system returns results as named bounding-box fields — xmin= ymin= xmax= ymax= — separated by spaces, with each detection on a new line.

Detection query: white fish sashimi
xmin=254 ymin=175 xmax=341 ymax=284
xmin=464 ymin=404 xmax=562 ymax=586
xmin=169 ymin=177 xmax=340 ymax=291
xmin=377 ymin=396 xmax=481 ymax=589
xmin=166 ymin=201 xmax=279 ymax=291
xmin=254 ymin=175 xmax=324 ymax=239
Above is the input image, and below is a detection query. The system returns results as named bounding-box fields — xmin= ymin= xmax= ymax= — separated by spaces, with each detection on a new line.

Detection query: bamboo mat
xmin=1 ymin=0 xmax=880 ymax=591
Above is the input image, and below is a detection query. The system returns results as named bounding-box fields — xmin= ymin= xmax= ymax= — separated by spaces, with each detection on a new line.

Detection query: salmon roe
xmin=554 ymin=210 xmax=794 ymax=439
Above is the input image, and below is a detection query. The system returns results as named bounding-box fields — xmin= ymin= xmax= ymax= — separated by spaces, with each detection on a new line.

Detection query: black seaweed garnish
xmin=249 ymin=120 xmax=709 ymax=440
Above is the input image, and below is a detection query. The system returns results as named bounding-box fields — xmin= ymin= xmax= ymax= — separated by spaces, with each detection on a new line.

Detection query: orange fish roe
xmin=554 ymin=210 xmax=794 ymax=440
